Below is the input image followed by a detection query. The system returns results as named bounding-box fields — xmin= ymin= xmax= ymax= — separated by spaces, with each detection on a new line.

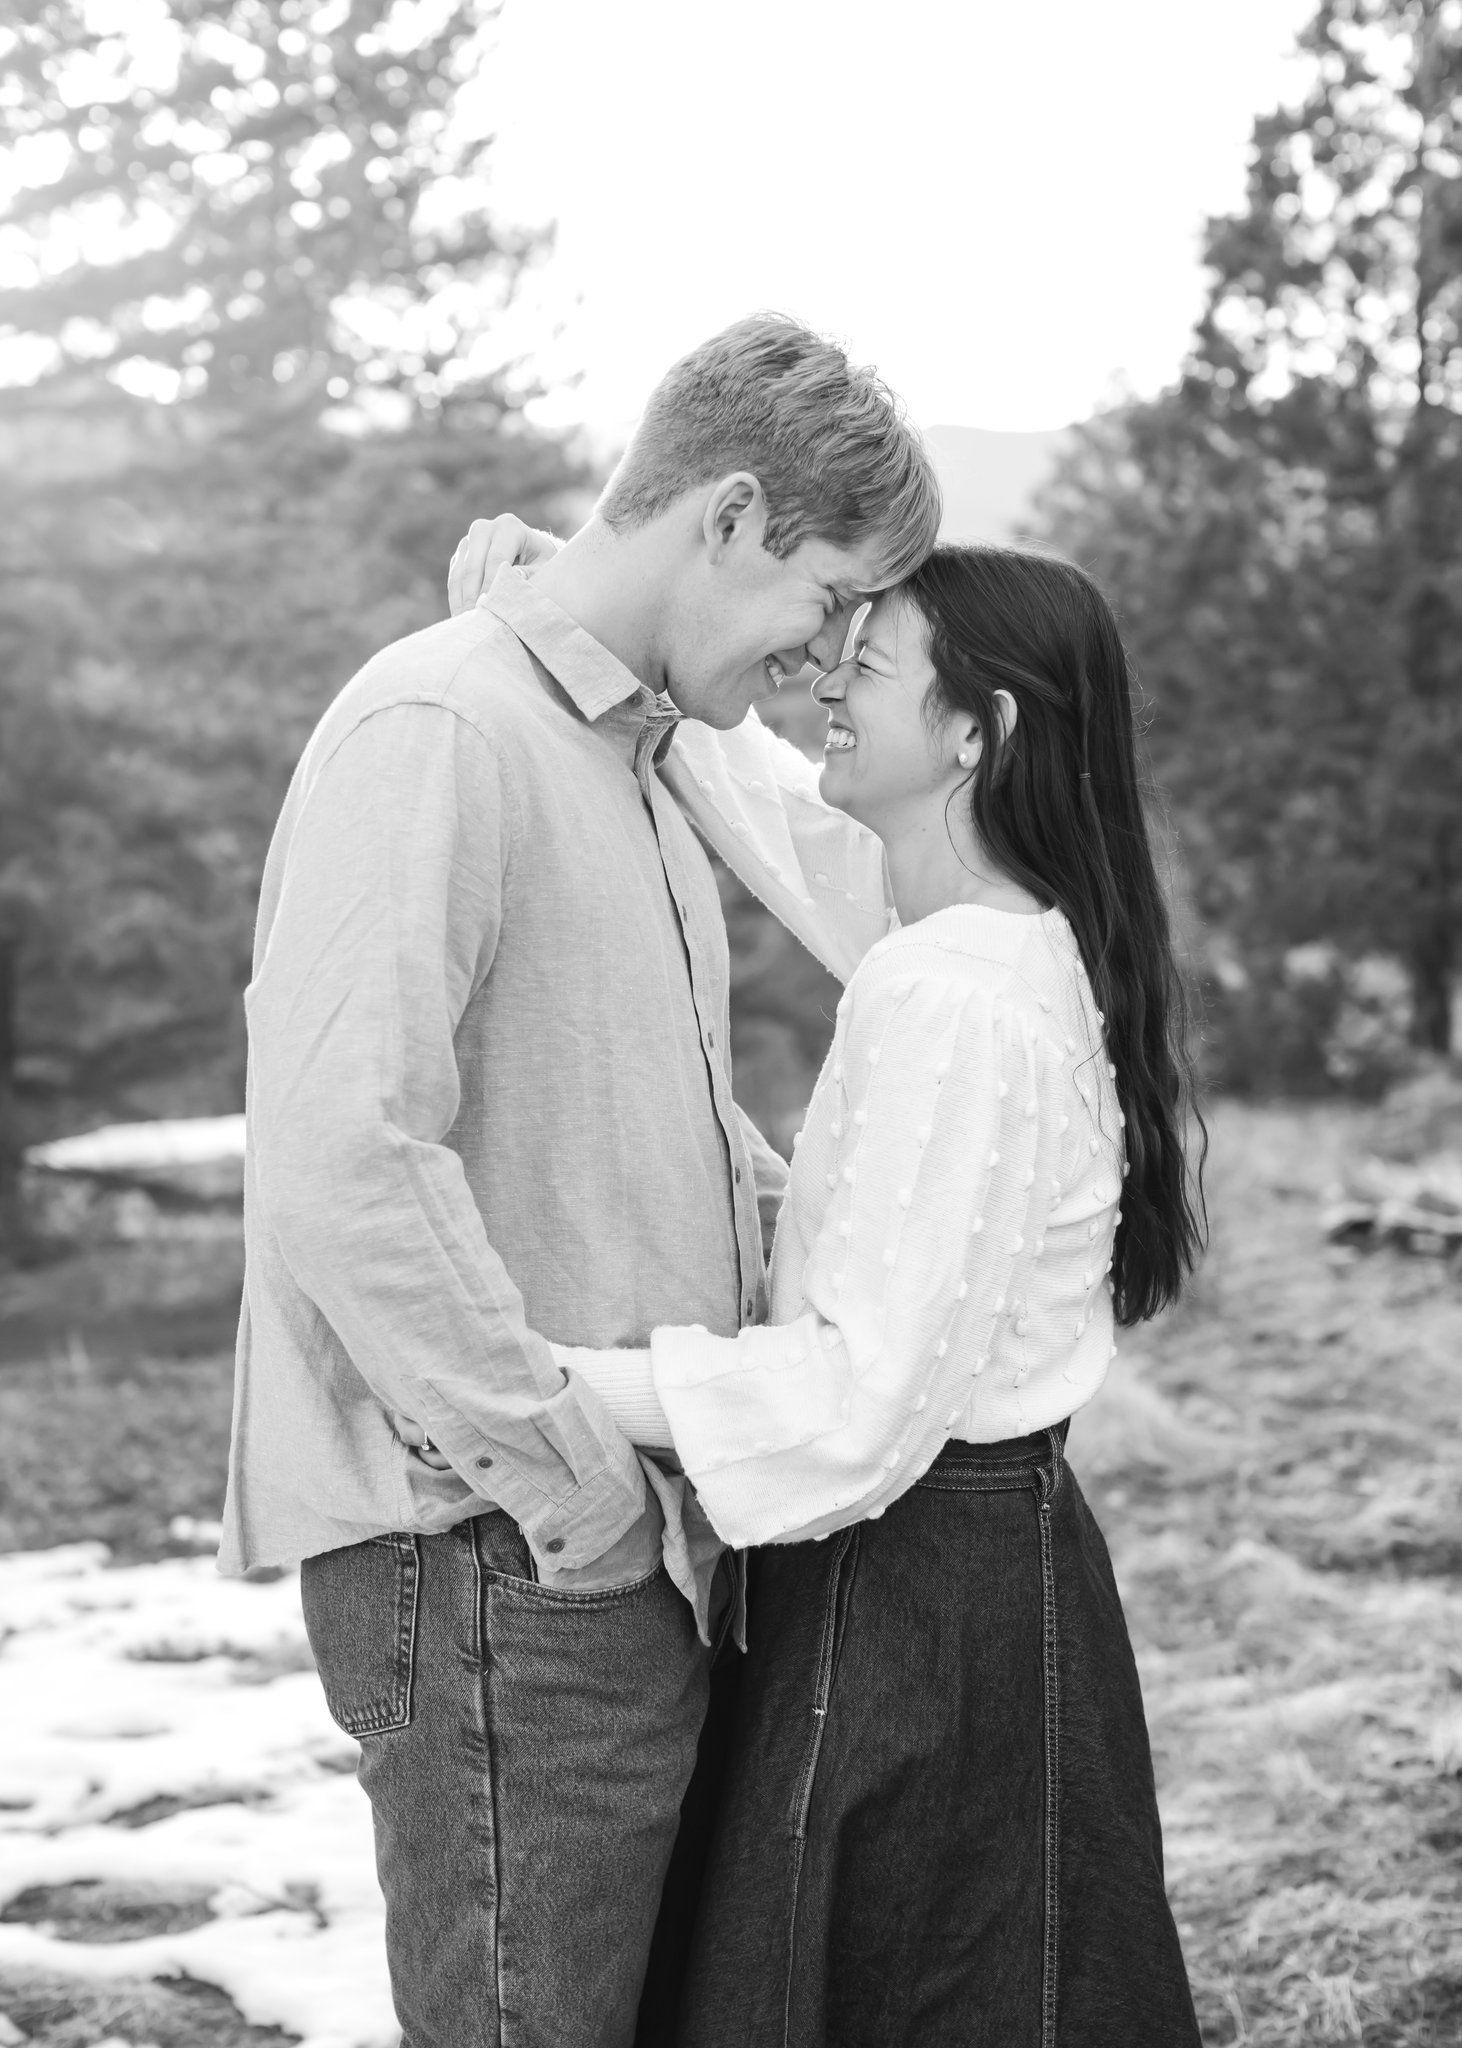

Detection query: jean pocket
xmin=512 ymin=1560 xmax=665 ymax=1605
xmin=472 ymin=1507 xmax=665 ymax=1604
xmin=300 ymin=1532 xmax=420 ymax=1736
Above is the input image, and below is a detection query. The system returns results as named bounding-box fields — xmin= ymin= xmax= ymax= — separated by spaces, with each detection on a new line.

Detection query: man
xmin=220 ymin=313 xmax=940 ymax=2048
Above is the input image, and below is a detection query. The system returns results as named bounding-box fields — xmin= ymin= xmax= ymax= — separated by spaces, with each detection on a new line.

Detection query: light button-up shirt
xmin=221 ymin=568 xmax=780 ymax=1587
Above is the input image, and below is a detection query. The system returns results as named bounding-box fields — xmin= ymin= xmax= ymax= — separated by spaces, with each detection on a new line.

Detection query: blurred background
xmin=0 ymin=3 xmax=1460 ymax=2046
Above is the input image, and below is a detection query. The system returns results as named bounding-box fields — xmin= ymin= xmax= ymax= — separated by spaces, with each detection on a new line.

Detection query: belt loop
xmin=1044 ymin=1423 xmax=1065 ymax=1495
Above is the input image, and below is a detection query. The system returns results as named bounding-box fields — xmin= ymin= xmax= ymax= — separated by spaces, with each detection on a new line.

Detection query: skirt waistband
xmin=939 ymin=1417 xmax=1070 ymax=1466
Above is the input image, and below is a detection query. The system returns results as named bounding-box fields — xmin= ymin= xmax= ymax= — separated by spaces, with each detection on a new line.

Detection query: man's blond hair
xmin=599 ymin=315 xmax=941 ymax=580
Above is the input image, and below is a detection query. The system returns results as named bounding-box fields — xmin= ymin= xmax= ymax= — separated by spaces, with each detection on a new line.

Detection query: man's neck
xmin=530 ymin=518 xmax=665 ymax=691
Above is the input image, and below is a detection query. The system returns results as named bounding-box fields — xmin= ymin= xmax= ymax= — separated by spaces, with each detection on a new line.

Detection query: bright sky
xmin=472 ymin=0 xmax=1316 ymax=440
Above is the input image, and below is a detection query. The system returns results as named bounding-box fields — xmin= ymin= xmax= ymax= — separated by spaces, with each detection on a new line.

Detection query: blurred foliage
xmin=0 ymin=0 xmax=535 ymax=422
xmin=0 ymin=419 xmax=588 ymax=1115
xmin=0 ymin=0 xmax=590 ymax=1254
xmin=1040 ymin=0 xmax=1462 ymax=1089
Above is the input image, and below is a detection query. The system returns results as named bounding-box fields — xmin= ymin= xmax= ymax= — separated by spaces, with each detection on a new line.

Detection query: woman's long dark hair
xmin=902 ymin=543 xmax=1205 ymax=1324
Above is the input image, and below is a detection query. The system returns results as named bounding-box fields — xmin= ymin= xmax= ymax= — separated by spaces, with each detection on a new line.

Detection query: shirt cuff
xmin=554 ymin=1343 xmax=674 ymax=1451
xmin=403 ymin=1367 xmax=649 ymax=1571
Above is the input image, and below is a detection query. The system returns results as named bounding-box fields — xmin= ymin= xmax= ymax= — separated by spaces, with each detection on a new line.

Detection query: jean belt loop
xmin=1045 ymin=1422 xmax=1065 ymax=1494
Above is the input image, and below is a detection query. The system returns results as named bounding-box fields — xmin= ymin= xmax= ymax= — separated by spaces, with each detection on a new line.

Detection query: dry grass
xmin=0 ymin=1970 xmax=295 ymax=2048
xmin=0 ymin=1233 xmax=243 ymax=1559
xmin=1070 ymin=1101 xmax=1462 ymax=2046
xmin=1 ymin=1105 xmax=1459 ymax=2044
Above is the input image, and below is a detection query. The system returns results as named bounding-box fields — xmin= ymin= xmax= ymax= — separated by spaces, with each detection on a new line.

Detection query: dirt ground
xmin=0 ymin=1099 xmax=1459 ymax=2045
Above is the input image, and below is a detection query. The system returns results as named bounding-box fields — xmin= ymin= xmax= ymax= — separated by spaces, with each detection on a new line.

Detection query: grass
xmin=0 ymin=1971 xmax=296 ymax=2048
xmin=1070 ymin=1100 xmax=1462 ymax=2046
xmin=0 ymin=1233 xmax=242 ymax=1559
xmin=0 ymin=1100 xmax=1459 ymax=2044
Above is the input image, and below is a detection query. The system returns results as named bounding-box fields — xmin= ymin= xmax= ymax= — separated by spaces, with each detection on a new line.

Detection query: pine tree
xmin=0 ymin=1 xmax=585 ymax=1256
xmin=1044 ymin=0 xmax=1462 ymax=1064
xmin=1195 ymin=0 xmax=1462 ymax=1050
xmin=0 ymin=0 xmax=537 ymax=424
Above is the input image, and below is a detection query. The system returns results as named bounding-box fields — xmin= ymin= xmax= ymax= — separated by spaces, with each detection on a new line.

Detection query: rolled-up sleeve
xmin=246 ymin=701 xmax=648 ymax=1571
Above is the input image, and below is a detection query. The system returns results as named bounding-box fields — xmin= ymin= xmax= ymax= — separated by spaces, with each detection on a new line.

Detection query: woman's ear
xmin=952 ymin=716 xmax=983 ymax=774
xmin=951 ymin=693 xmax=1017 ymax=774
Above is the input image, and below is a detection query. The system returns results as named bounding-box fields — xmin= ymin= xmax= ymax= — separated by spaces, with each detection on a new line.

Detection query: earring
xmin=957 ymin=751 xmax=971 ymax=767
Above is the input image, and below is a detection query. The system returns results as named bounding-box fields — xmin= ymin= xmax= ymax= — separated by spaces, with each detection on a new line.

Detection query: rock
xmin=1325 ymin=1149 xmax=1462 ymax=1254
xmin=1370 ymin=1063 xmax=1462 ymax=1163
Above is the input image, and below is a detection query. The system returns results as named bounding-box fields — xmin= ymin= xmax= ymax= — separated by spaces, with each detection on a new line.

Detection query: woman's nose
xmin=813 ymin=660 xmax=852 ymax=705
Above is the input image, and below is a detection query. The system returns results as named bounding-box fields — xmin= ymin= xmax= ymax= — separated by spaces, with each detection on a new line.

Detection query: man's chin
xmin=662 ymin=674 xmax=759 ymax=730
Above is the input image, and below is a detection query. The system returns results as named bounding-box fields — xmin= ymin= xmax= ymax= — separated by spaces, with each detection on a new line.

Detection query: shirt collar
xmin=481 ymin=565 xmax=652 ymax=723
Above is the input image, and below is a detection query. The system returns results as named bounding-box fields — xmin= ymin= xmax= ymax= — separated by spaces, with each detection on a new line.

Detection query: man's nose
xmin=807 ymin=599 xmax=869 ymax=674
xmin=806 ymin=617 xmax=848 ymax=673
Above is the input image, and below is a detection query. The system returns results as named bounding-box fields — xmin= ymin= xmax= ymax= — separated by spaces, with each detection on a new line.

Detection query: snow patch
xmin=0 ymin=1545 xmax=396 ymax=2048
xmin=25 ymin=1117 xmax=246 ymax=1175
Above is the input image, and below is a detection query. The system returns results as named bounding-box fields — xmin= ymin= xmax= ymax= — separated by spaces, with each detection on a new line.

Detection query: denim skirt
xmin=675 ymin=1424 xmax=1201 ymax=2048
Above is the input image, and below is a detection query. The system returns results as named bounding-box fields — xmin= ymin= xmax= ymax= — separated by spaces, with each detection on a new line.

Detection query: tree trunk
xmin=1395 ymin=11 xmax=1462 ymax=1055
xmin=0 ymin=934 xmax=32 ymax=1262
xmin=1409 ymin=925 xmax=1455 ymax=1054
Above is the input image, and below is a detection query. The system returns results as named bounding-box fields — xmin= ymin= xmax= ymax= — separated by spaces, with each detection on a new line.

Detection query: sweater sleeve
xmin=658 ymin=709 xmax=895 ymax=985
xmin=648 ymin=973 xmax=1066 ymax=1547
xmin=551 ymin=1343 xmax=672 ymax=1451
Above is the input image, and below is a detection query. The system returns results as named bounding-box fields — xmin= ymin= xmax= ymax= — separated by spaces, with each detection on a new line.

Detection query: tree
xmin=0 ymin=1 xmax=587 ymax=1255
xmin=1043 ymin=0 xmax=1462 ymax=1060
xmin=0 ymin=0 xmax=539 ymax=424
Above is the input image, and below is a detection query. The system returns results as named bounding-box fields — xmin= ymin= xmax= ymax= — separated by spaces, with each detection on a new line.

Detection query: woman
xmin=436 ymin=526 xmax=1206 ymax=2047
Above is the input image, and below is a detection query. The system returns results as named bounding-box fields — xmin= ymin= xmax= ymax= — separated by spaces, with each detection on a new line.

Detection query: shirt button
xmin=475 ymin=1454 xmax=493 ymax=1470
xmin=707 ymin=1028 xmax=715 ymax=1048
xmin=744 ymin=1297 xmax=753 ymax=1318
xmin=544 ymin=1537 xmax=565 ymax=1555
xmin=735 ymin=1167 xmax=742 ymax=1184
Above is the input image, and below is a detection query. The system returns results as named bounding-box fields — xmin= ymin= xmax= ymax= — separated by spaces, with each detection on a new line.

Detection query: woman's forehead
xmin=857 ymin=590 xmax=921 ymax=660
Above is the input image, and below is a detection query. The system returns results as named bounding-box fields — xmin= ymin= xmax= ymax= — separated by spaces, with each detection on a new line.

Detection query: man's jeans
xmin=301 ymin=1509 xmax=709 ymax=2048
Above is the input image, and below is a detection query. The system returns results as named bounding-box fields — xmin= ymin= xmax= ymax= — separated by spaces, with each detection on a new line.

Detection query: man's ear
xmin=703 ymin=472 xmax=766 ymax=561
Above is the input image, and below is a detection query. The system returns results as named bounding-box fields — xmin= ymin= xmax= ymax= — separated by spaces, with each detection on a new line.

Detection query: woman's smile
xmin=823 ymin=719 xmax=856 ymax=753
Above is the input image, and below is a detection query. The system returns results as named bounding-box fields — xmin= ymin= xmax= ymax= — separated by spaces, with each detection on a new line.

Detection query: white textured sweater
xmin=562 ymin=710 xmax=1124 ymax=1550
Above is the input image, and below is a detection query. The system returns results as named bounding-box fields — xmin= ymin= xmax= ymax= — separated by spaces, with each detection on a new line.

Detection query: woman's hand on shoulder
xmin=447 ymin=514 xmax=562 ymax=616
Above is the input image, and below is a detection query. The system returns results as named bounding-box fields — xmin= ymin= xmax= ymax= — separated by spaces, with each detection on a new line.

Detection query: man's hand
xmin=447 ymin=515 xmax=562 ymax=616
xmin=534 ymin=1493 xmax=664 ymax=1592
xmin=389 ymin=1408 xmax=452 ymax=1469
xmin=387 ymin=1407 xmax=664 ymax=1591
